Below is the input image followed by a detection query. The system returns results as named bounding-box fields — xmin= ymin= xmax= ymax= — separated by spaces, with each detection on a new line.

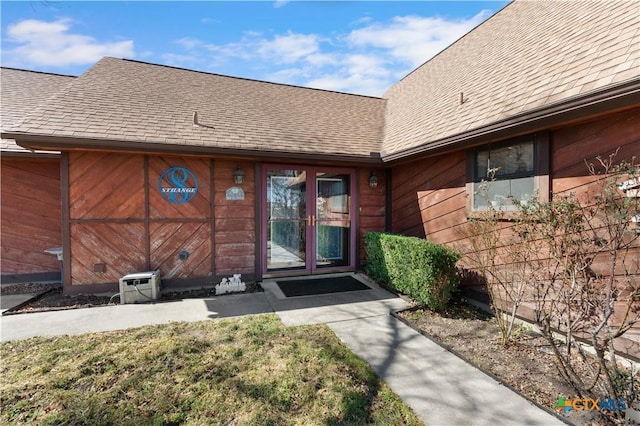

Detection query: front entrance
xmin=262 ymin=165 xmax=356 ymax=275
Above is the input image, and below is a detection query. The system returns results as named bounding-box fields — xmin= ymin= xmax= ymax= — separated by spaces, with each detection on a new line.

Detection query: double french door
xmin=262 ymin=165 xmax=356 ymax=275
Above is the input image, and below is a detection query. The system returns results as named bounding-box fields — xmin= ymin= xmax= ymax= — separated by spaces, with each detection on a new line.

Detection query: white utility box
xmin=119 ymin=270 xmax=161 ymax=304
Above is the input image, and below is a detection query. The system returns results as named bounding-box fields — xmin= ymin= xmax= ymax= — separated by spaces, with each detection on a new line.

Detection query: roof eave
xmin=0 ymin=150 xmax=60 ymax=159
xmin=1 ymin=133 xmax=384 ymax=164
xmin=381 ymin=77 xmax=640 ymax=164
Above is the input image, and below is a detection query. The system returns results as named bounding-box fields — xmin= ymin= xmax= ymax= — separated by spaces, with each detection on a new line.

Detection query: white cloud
xmin=273 ymin=1 xmax=289 ymax=8
xmin=3 ymin=18 xmax=135 ymax=69
xmin=257 ymin=32 xmax=320 ymax=63
xmin=174 ymin=37 xmax=205 ymax=51
xmin=299 ymin=53 xmax=393 ymax=96
xmin=165 ymin=9 xmax=494 ymax=96
xmin=267 ymin=67 xmax=309 ymax=84
xmin=347 ymin=11 xmax=492 ymax=67
xmin=344 ymin=54 xmax=391 ymax=79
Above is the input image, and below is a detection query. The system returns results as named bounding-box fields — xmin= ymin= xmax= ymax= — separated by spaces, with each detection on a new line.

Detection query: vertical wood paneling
xmin=1 ymin=158 xmax=61 ymax=274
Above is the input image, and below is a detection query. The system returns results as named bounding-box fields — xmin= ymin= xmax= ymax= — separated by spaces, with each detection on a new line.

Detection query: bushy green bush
xmin=364 ymin=232 xmax=460 ymax=311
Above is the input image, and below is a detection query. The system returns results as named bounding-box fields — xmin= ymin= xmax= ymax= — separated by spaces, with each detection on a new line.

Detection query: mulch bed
xmin=2 ymin=282 xmax=262 ymax=314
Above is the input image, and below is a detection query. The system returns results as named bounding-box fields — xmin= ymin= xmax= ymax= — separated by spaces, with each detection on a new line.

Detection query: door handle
xmin=306 ymin=215 xmax=316 ymax=226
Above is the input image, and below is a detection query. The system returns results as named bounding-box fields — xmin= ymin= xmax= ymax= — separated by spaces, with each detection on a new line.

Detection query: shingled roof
xmin=0 ymin=68 xmax=75 ymax=155
xmin=5 ymin=57 xmax=385 ymax=161
xmin=3 ymin=1 xmax=639 ymax=162
xmin=382 ymin=0 xmax=640 ymax=159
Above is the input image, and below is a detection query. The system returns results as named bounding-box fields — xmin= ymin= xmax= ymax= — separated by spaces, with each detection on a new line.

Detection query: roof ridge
xmin=0 ymin=67 xmax=76 ymax=78
xmin=110 ymin=57 xmax=384 ymax=100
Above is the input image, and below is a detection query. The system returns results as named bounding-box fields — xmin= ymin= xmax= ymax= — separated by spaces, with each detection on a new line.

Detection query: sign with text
xmin=158 ymin=167 xmax=199 ymax=204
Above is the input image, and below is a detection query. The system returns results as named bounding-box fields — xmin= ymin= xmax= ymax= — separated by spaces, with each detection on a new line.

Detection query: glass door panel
xmin=315 ymin=173 xmax=350 ymax=268
xmin=263 ymin=165 xmax=355 ymax=274
xmin=266 ymin=169 xmax=307 ymax=271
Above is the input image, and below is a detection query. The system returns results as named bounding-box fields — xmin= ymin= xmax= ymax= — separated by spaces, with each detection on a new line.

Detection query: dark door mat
xmin=276 ymin=276 xmax=371 ymax=297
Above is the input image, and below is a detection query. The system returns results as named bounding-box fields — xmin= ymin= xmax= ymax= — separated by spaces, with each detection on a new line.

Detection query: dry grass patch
xmin=1 ymin=314 xmax=422 ymax=425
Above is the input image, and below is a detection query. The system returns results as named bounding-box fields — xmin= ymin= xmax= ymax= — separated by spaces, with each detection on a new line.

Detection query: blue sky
xmin=1 ymin=1 xmax=509 ymax=96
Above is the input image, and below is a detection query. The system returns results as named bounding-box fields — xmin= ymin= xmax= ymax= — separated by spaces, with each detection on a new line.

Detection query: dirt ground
xmin=3 ymin=282 xmax=636 ymax=425
xmin=399 ymin=302 xmax=636 ymax=426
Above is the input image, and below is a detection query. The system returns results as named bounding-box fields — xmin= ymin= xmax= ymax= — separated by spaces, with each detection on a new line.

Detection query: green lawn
xmin=1 ymin=314 xmax=423 ymax=425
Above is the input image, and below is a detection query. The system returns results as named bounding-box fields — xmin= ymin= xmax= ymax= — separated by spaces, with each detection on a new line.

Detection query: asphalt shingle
xmin=382 ymin=0 xmax=640 ymax=157
xmin=6 ymin=58 xmax=386 ymax=159
xmin=1 ymin=68 xmax=75 ymax=154
xmin=3 ymin=1 xmax=638 ymax=161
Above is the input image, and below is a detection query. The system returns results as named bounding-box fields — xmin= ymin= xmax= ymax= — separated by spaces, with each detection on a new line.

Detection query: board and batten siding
xmin=65 ymin=152 xmax=255 ymax=292
xmin=1 ymin=158 xmax=62 ymax=278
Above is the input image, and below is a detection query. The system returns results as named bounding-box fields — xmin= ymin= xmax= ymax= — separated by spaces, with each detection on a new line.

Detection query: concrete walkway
xmin=1 ymin=294 xmax=38 ymax=314
xmin=1 ymin=274 xmax=565 ymax=426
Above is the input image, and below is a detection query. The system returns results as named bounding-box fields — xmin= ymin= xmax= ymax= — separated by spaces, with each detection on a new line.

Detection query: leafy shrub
xmin=364 ymin=232 xmax=460 ymax=310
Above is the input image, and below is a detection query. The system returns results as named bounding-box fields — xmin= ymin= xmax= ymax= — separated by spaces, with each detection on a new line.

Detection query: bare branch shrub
xmin=460 ymin=151 xmax=639 ymax=419
xmin=518 ymin=152 xmax=639 ymax=412
xmin=458 ymin=180 xmax=529 ymax=346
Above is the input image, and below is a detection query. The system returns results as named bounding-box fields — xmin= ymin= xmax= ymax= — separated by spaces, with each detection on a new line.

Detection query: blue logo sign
xmin=158 ymin=167 xmax=198 ymax=204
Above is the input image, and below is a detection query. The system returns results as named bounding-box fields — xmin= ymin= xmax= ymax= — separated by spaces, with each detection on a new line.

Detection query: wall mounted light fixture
xmin=233 ymin=166 xmax=245 ymax=185
xmin=369 ymin=171 xmax=378 ymax=189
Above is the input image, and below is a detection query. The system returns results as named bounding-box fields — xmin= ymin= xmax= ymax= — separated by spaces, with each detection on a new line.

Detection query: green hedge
xmin=364 ymin=232 xmax=460 ymax=311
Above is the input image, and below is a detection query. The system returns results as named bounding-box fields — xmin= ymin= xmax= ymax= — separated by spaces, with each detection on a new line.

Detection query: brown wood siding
xmin=389 ymin=109 xmax=640 ymax=358
xmin=69 ymin=152 xmax=145 ymax=219
xmin=548 ymin=108 xmax=640 ymax=284
xmin=149 ymin=222 xmax=212 ymax=279
xmin=391 ymin=108 xmax=640 ymax=253
xmin=67 ymin=152 xmax=216 ymax=287
xmin=391 ymin=151 xmax=467 ymax=242
xmin=149 ymin=157 xmax=211 ymax=219
xmin=392 ymin=108 xmax=640 ymax=249
xmin=70 ymin=222 xmax=146 ymax=284
xmin=213 ymin=160 xmax=255 ymax=276
xmin=1 ymin=158 xmax=61 ymax=275
xmin=358 ymin=168 xmax=386 ymax=266
xmin=552 ymin=107 xmax=640 ymax=195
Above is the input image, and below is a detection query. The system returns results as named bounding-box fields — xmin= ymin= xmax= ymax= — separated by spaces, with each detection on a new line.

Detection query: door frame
xmin=259 ymin=163 xmax=358 ymax=277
